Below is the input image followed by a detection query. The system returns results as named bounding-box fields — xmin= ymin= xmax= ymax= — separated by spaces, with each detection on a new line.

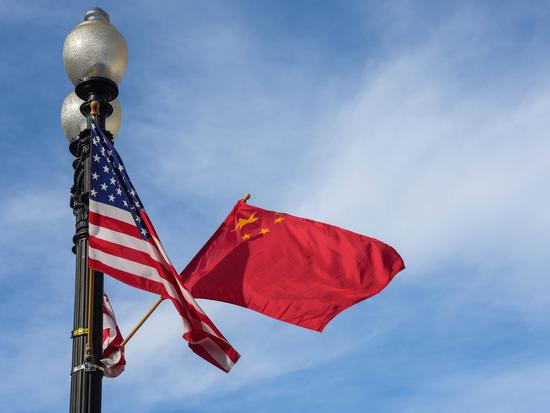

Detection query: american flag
xmin=88 ymin=120 xmax=240 ymax=372
xmin=102 ymin=293 xmax=126 ymax=378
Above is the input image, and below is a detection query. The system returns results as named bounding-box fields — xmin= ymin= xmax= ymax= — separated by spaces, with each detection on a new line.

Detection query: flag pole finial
xmin=90 ymin=100 xmax=99 ymax=116
xmin=242 ymin=193 xmax=251 ymax=202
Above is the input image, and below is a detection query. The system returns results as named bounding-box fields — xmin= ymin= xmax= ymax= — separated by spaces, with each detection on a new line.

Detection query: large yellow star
xmin=274 ymin=216 xmax=284 ymax=223
xmin=259 ymin=227 xmax=270 ymax=235
xmin=242 ymin=233 xmax=251 ymax=240
xmin=233 ymin=212 xmax=259 ymax=231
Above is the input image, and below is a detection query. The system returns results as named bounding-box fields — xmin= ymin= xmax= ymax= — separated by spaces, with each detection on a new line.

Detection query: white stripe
xmin=90 ymin=247 xmax=181 ymax=302
xmin=103 ymin=315 xmax=118 ymax=346
xmin=90 ymin=200 xmax=135 ymax=225
xmin=90 ymin=224 xmax=172 ymax=272
xmin=103 ymin=295 xmax=122 ymax=348
xmin=103 ymin=314 xmax=117 ymax=332
xmin=103 ymin=294 xmax=116 ymax=318
xmin=193 ymin=336 xmax=235 ymax=372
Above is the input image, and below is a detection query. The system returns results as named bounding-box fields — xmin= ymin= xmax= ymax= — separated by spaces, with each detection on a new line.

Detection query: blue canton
xmin=90 ymin=120 xmax=150 ymax=241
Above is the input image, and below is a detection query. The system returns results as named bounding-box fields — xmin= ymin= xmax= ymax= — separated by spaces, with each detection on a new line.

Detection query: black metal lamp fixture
xmin=61 ymin=7 xmax=128 ymax=413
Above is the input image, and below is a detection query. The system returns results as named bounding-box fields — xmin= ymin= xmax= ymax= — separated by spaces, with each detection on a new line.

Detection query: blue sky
xmin=1 ymin=1 xmax=549 ymax=412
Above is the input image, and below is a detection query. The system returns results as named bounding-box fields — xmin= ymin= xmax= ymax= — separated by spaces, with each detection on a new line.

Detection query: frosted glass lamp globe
xmin=63 ymin=7 xmax=128 ymax=85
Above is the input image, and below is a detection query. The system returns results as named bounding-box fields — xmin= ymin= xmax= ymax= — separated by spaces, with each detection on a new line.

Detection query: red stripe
xmin=90 ymin=211 xmax=144 ymax=240
xmin=89 ymin=258 xmax=169 ymax=298
xmin=90 ymin=236 xmax=173 ymax=280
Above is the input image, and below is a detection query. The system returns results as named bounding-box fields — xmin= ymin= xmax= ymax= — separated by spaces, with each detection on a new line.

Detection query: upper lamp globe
xmin=63 ymin=7 xmax=128 ymax=86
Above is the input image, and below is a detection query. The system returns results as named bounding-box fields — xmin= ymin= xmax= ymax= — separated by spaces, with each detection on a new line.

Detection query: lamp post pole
xmin=62 ymin=8 xmax=128 ymax=413
xmin=69 ymin=127 xmax=104 ymax=413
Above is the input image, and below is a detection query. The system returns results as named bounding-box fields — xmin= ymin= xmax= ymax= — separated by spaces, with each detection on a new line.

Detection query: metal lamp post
xmin=61 ymin=7 xmax=128 ymax=413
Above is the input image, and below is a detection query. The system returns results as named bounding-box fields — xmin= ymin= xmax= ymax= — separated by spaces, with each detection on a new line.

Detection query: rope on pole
xmin=86 ymin=268 xmax=94 ymax=355
xmin=86 ymin=100 xmax=98 ymax=358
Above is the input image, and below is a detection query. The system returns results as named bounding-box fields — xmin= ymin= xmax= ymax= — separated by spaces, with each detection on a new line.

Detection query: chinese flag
xmin=181 ymin=200 xmax=404 ymax=332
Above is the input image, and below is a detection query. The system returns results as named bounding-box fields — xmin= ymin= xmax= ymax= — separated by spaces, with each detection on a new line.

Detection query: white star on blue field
xmin=1 ymin=1 xmax=549 ymax=412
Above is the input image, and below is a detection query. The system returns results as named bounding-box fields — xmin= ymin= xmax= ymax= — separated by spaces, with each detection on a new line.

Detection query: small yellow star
xmin=274 ymin=216 xmax=284 ymax=223
xmin=259 ymin=227 xmax=270 ymax=235
xmin=242 ymin=233 xmax=251 ymax=241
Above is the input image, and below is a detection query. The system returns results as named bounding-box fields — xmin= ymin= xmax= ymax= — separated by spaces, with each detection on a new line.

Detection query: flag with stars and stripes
xmin=88 ymin=119 xmax=240 ymax=372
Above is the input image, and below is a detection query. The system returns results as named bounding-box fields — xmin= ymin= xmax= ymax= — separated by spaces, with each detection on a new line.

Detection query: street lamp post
xmin=61 ymin=8 xmax=128 ymax=413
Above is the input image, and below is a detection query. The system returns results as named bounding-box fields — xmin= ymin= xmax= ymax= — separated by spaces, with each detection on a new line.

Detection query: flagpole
xmin=68 ymin=99 xmax=106 ymax=413
xmin=68 ymin=100 xmax=113 ymax=413
xmin=63 ymin=8 xmax=128 ymax=413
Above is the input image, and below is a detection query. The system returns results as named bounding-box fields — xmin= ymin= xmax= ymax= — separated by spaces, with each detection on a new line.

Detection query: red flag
xmin=181 ymin=200 xmax=404 ymax=332
xmin=101 ymin=293 xmax=126 ymax=378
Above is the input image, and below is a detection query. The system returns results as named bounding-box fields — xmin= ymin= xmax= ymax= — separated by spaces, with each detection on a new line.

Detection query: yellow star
xmin=233 ymin=212 xmax=259 ymax=231
xmin=259 ymin=227 xmax=270 ymax=235
xmin=242 ymin=233 xmax=251 ymax=241
xmin=274 ymin=216 xmax=284 ymax=223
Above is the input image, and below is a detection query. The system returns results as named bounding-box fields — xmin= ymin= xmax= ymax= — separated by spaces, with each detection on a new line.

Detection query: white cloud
xmin=288 ymin=26 xmax=550 ymax=305
xmin=91 ymin=7 xmax=550 ymax=410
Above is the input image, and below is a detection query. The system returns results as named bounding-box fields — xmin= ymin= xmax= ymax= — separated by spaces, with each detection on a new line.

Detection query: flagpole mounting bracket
xmin=72 ymin=361 xmax=105 ymax=375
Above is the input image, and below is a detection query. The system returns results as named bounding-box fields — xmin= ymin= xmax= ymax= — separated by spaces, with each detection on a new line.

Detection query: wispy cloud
xmin=99 ymin=4 xmax=550 ymax=410
xmin=2 ymin=2 xmax=550 ymax=413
